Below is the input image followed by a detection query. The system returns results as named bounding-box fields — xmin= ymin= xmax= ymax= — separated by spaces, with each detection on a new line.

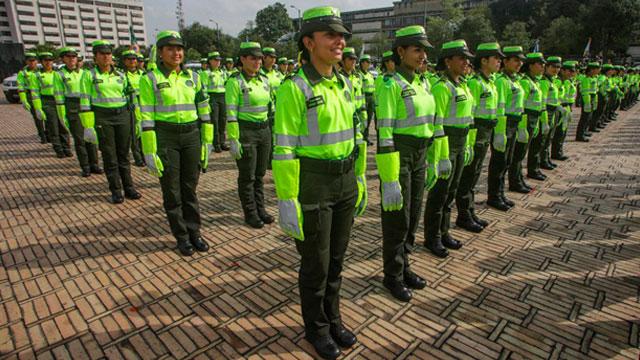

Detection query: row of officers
xmin=16 ymin=6 xmax=640 ymax=359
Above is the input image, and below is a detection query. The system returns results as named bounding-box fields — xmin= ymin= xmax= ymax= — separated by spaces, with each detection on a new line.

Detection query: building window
xmin=22 ymin=30 xmax=37 ymax=35
xmin=39 ymin=2 xmax=54 ymax=9
xmin=2 ymin=31 xmax=11 ymax=36
xmin=65 ymin=24 xmax=78 ymax=29
xmin=16 ymin=0 xmax=33 ymax=6
xmin=0 ymin=21 xmax=9 ymax=27
xmin=17 ymin=10 xmax=35 ymax=16
xmin=40 ymin=13 xmax=56 ymax=18
xmin=84 ymin=25 xmax=96 ymax=30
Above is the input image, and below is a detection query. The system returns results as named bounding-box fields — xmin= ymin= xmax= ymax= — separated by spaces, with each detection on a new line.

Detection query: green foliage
xmin=579 ymin=0 xmax=640 ymax=56
xmin=456 ymin=6 xmax=496 ymax=50
xmin=348 ymin=36 xmax=365 ymax=57
xmin=254 ymin=3 xmax=293 ymax=43
xmin=426 ymin=0 xmax=464 ymax=55
xmin=185 ymin=48 xmax=201 ymax=61
xmin=180 ymin=22 xmax=239 ymax=59
xmin=500 ymin=21 xmax=532 ymax=50
xmin=540 ymin=17 xmax=583 ymax=56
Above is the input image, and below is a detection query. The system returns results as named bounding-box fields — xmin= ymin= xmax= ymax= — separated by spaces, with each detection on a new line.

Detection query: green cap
xmin=360 ymin=54 xmax=371 ymax=62
xmin=38 ymin=52 xmax=54 ymax=60
xmin=288 ymin=59 xmax=295 ymax=64
xmin=262 ymin=47 xmax=276 ymax=56
xmin=277 ymin=57 xmax=288 ymax=64
xmin=58 ymin=47 xmax=78 ymax=57
xmin=587 ymin=61 xmax=601 ymax=68
xmin=78 ymin=55 xmax=84 ymax=61
xmin=475 ymin=42 xmax=504 ymax=58
xmin=121 ymin=50 xmax=138 ymax=59
xmin=299 ymin=6 xmax=350 ymax=44
xmin=343 ymin=47 xmax=357 ymax=59
xmin=239 ymin=42 xmax=262 ymax=57
xmin=526 ymin=52 xmax=546 ymax=64
xmin=562 ymin=60 xmax=578 ymax=70
xmin=156 ymin=30 xmax=184 ymax=48
xmin=503 ymin=46 xmax=525 ymax=60
xmin=602 ymin=63 xmax=614 ymax=71
xmin=208 ymin=51 xmax=222 ymax=60
xmin=200 ymin=58 xmax=208 ymax=63
xmin=393 ymin=25 xmax=432 ymax=50
xmin=547 ymin=56 xmax=562 ymax=65
xmin=440 ymin=39 xmax=474 ymax=59
xmin=137 ymin=54 xmax=144 ymax=61
xmin=92 ymin=40 xmax=113 ymax=54
xmin=382 ymin=50 xmax=393 ymax=60
xmin=225 ymin=57 xmax=233 ymax=63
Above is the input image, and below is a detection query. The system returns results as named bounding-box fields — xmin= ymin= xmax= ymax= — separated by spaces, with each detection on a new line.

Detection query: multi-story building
xmin=0 ymin=0 xmax=147 ymax=57
xmin=341 ymin=0 xmax=494 ymax=54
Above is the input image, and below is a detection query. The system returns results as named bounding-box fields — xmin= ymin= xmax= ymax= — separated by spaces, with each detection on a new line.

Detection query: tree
xmin=185 ymin=48 xmax=201 ymax=61
xmin=500 ymin=21 xmax=532 ymax=50
xmin=29 ymin=43 xmax=57 ymax=56
xmin=348 ymin=36 xmax=364 ymax=56
xmin=540 ymin=16 xmax=583 ymax=56
xmin=580 ymin=0 xmax=640 ymax=58
xmin=456 ymin=6 xmax=496 ymax=50
xmin=181 ymin=22 xmax=239 ymax=59
xmin=254 ymin=2 xmax=293 ymax=44
xmin=426 ymin=0 xmax=464 ymax=55
xmin=368 ymin=32 xmax=389 ymax=59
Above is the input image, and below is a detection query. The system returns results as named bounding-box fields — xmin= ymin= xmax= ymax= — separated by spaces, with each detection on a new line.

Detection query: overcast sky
xmin=143 ymin=0 xmax=393 ymax=42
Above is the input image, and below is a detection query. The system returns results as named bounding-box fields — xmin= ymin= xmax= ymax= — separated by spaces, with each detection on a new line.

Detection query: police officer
xmin=54 ymin=47 xmax=102 ymax=176
xmin=272 ymin=6 xmax=366 ymax=359
xmin=510 ymin=53 xmax=544 ymax=190
xmin=31 ymin=52 xmax=72 ymax=158
xmin=525 ymin=53 xmax=550 ymax=182
xmin=17 ymin=52 xmax=46 ymax=143
xmin=489 ymin=46 xmax=525 ymax=204
xmin=80 ymin=40 xmax=141 ymax=204
xmin=137 ymin=54 xmax=146 ymax=71
xmin=539 ymin=56 xmax=562 ymax=171
xmin=224 ymin=57 xmax=235 ymax=75
xmin=122 ymin=50 xmax=145 ymax=166
xmin=576 ymin=62 xmax=600 ymax=142
xmin=139 ymin=30 xmax=213 ymax=256
xmin=551 ymin=61 xmax=578 ymax=161
xmin=456 ymin=42 xmax=504 ymax=232
xmin=287 ymin=59 xmax=295 ymax=74
xmin=376 ymin=25 xmax=435 ymax=302
xmin=374 ymin=50 xmax=395 ymax=98
xmin=277 ymin=57 xmax=288 ymax=75
xmin=262 ymin=47 xmax=284 ymax=95
xmin=226 ymin=42 xmax=274 ymax=229
xmin=202 ymin=51 xmax=228 ymax=152
xmin=424 ymin=40 xmax=475 ymax=258
xmin=359 ymin=53 xmax=375 ymax=145
xmin=340 ymin=47 xmax=367 ymax=133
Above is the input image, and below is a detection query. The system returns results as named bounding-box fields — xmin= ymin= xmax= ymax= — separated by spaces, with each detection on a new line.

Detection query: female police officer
xmin=424 ymin=40 xmax=475 ymax=258
xmin=226 ymin=42 xmax=274 ymax=229
xmin=272 ymin=6 xmax=367 ymax=359
xmin=375 ymin=25 xmax=435 ymax=302
xmin=80 ymin=40 xmax=141 ymax=204
xmin=138 ymin=31 xmax=213 ymax=256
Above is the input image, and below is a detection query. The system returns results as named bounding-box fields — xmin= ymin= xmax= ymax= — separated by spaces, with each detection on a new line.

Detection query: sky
xmin=143 ymin=0 xmax=393 ymax=42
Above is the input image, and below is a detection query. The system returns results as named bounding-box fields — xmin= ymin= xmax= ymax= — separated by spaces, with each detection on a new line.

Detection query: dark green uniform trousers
xmin=236 ymin=121 xmax=271 ymax=219
xmin=382 ymin=135 xmax=430 ymax=282
xmin=363 ymin=93 xmax=375 ymax=143
xmin=541 ymin=107 xmax=560 ymax=165
xmin=42 ymin=96 xmax=70 ymax=155
xmin=424 ymin=128 xmax=467 ymax=243
xmin=527 ymin=111 xmax=546 ymax=175
xmin=209 ymin=93 xmax=227 ymax=147
xmin=576 ymin=96 xmax=594 ymax=140
xmin=156 ymin=121 xmax=202 ymax=243
xmin=66 ymin=99 xmax=99 ymax=171
xmin=488 ymin=115 xmax=519 ymax=199
xmin=510 ymin=112 xmax=538 ymax=187
xmin=129 ymin=109 xmax=144 ymax=165
xmin=94 ymin=106 xmax=134 ymax=194
xmin=27 ymin=93 xmax=47 ymax=142
xmin=295 ymin=158 xmax=357 ymax=341
xmin=551 ymin=105 xmax=570 ymax=159
xmin=591 ymin=94 xmax=606 ymax=130
xmin=456 ymin=120 xmax=495 ymax=219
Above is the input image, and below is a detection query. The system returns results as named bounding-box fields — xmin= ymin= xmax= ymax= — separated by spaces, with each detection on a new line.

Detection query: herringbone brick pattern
xmin=0 ymin=95 xmax=638 ymax=359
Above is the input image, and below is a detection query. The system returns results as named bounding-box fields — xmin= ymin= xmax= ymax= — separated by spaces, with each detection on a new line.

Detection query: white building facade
xmin=0 ymin=0 xmax=147 ymax=56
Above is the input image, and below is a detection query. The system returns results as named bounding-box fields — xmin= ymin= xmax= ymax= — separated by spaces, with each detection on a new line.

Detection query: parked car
xmin=2 ymin=74 xmax=19 ymax=103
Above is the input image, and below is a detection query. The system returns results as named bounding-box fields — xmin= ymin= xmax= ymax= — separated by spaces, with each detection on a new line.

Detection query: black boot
xmin=455 ymin=215 xmax=484 ymax=233
xmin=245 ymin=213 xmax=264 ymax=229
xmin=382 ymin=277 xmax=412 ymax=302
xmin=470 ymin=210 xmax=489 ymax=227
xmin=425 ymin=238 xmax=449 ymax=258
xmin=258 ymin=209 xmax=275 ymax=224
xmin=330 ymin=324 xmax=357 ymax=348
xmin=177 ymin=240 xmax=195 ymax=256
xmin=442 ymin=234 xmax=463 ymax=250
xmin=404 ymin=271 xmax=427 ymax=289
xmin=308 ymin=335 xmax=340 ymax=360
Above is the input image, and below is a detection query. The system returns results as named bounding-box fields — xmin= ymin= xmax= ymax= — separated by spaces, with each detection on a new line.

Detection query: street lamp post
xmin=209 ymin=19 xmax=220 ymax=45
xmin=290 ymin=5 xmax=301 ymax=32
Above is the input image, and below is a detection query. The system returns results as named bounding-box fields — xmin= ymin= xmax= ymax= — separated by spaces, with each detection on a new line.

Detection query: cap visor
xmin=417 ymin=38 xmax=433 ymax=49
xmin=328 ymin=23 xmax=351 ymax=36
xmin=241 ymin=50 xmax=263 ymax=57
xmin=463 ymin=50 xmax=475 ymax=59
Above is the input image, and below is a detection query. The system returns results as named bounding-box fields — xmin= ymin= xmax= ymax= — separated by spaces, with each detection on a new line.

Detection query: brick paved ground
xmin=0 ymin=92 xmax=639 ymax=360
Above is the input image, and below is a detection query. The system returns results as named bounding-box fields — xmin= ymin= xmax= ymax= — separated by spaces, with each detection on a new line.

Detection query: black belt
xmin=92 ymin=105 xmax=127 ymax=115
xmin=561 ymin=103 xmax=572 ymax=107
xmin=238 ymin=120 xmax=269 ymax=130
xmin=155 ymin=121 xmax=199 ymax=132
xmin=393 ymin=133 xmax=432 ymax=149
xmin=506 ymin=114 xmax=521 ymax=124
xmin=41 ymin=95 xmax=55 ymax=101
xmin=472 ymin=118 xmax=498 ymax=129
xmin=546 ymin=105 xmax=561 ymax=112
xmin=299 ymin=154 xmax=355 ymax=175
xmin=443 ymin=126 xmax=469 ymax=137
xmin=524 ymin=109 xmax=541 ymax=117
xmin=65 ymin=97 xmax=81 ymax=104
